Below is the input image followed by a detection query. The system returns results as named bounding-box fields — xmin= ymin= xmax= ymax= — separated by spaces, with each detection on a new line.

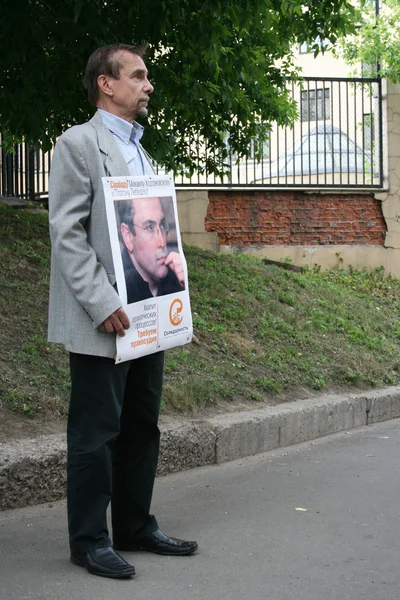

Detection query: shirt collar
xmin=97 ymin=109 xmax=144 ymax=145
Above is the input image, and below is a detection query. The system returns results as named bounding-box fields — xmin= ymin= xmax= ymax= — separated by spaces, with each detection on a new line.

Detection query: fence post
xmin=26 ymin=144 xmax=35 ymax=202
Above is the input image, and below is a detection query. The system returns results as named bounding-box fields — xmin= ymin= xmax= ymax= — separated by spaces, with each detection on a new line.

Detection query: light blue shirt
xmin=97 ymin=109 xmax=154 ymax=176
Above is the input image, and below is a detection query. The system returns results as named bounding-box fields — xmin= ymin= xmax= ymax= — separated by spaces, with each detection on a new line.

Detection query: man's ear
xmin=97 ymin=74 xmax=113 ymax=97
xmin=121 ymin=223 xmax=134 ymax=253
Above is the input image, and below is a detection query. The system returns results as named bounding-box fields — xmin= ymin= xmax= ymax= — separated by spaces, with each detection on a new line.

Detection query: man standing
xmin=118 ymin=196 xmax=185 ymax=303
xmin=48 ymin=43 xmax=198 ymax=580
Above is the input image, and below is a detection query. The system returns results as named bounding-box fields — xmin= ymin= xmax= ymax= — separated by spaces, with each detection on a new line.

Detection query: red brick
xmin=206 ymin=190 xmax=386 ymax=247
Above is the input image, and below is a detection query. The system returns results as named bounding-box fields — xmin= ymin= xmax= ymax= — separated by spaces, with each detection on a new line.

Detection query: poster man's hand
xmin=165 ymin=252 xmax=185 ymax=289
xmin=99 ymin=308 xmax=130 ymax=336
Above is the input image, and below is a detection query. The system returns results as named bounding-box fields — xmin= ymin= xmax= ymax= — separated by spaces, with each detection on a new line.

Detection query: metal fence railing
xmin=0 ymin=77 xmax=384 ymax=201
xmin=172 ymin=77 xmax=383 ymax=189
xmin=0 ymin=137 xmax=51 ymax=201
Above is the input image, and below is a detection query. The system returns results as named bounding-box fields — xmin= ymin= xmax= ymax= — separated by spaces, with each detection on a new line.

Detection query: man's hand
xmin=165 ymin=251 xmax=185 ymax=289
xmin=99 ymin=308 xmax=130 ymax=336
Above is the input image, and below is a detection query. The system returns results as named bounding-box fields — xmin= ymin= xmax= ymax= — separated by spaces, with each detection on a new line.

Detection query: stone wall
xmin=376 ymin=81 xmax=400 ymax=251
xmin=175 ymin=190 xmax=219 ymax=251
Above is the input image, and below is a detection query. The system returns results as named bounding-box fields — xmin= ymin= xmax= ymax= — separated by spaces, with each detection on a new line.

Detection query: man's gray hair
xmin=83 ymin=42 xmax=148 ymax=105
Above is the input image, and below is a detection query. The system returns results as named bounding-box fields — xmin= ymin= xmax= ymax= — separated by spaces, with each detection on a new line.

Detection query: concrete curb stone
xmin=0 ymin=434 xmax=67 ymax=510
xmin=157 ymin=420 xmax=217 ymax=476
xmin=1 ymin=386 xmax=399 ymax=511
xmin=367 ymin=387 xmax=400 ymax=423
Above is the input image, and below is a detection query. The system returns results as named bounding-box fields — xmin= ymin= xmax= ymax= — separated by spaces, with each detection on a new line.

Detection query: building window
xmin=299 ymin=42 xmax=309 ymax=54
xmin=361 ymin=61 xmax=377 ymax=78
xmin=249 ymin=137 xmax=270 ymax=160
xmin=300 ymin=88 xmax=331 ymax=122
xmin=299 ymin=37 xmax=330 ymax=54
xmin=363 ymin=113 xmax=375 ymax=151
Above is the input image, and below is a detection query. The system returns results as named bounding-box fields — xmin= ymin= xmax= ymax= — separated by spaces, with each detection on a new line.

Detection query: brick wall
xmin=205 ymin=191 xmax=386 ymax=246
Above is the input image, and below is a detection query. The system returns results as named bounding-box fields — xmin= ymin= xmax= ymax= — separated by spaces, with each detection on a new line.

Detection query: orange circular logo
xmin=169 ymin=298 xmax=183 ymax=326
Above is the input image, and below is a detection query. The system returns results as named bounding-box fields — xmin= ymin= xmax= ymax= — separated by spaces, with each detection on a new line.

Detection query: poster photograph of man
xmin=115 ymin=196 xmax=185 ymax=304
xmin=104 ymin=174 xmax=193 ymax=362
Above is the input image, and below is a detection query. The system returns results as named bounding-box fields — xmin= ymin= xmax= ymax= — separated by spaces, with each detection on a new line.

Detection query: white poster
xmin=103 ymin=174 xmax=193 ymax=363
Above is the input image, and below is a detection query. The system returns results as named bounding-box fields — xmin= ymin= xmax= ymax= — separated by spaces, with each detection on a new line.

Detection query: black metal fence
xmin=0 ymin=138 xmax=52 ymax=201
xmin=172 ymin=77 xmax=384 ymax=188
xmin=0 ymin=77 xmax=384 ymax=201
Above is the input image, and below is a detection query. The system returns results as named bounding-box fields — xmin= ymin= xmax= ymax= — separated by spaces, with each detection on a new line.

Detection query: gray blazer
xmin=48 ymin=112 xmax=149 ymax=358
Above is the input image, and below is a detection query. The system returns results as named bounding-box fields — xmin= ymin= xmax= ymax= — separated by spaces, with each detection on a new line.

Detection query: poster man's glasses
xmin=133 ymin=220 xmax=170 ymax=238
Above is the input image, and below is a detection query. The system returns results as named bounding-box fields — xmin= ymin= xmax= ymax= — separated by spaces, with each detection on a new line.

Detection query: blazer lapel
xmin=89 ymin=112 xmax=130 ymax=177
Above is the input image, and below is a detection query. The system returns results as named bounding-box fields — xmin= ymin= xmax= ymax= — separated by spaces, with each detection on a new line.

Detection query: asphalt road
xmin=1 ymin=418 xmax=400 ymax=600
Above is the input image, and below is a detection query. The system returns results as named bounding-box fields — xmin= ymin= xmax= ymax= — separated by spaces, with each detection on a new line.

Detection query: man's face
xmin=105 ymin=51 xmax=154 ymax=122
xmin=124 ymin=197 xmax=169 ymax=285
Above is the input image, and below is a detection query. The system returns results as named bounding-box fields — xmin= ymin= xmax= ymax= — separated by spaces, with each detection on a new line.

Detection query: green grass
xmin=1 ymin=203 xmax=400 ymax=419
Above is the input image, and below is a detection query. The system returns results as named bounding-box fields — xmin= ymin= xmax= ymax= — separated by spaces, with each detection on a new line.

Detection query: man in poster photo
xmin=118 ymin=196 xmax=185 ymax=303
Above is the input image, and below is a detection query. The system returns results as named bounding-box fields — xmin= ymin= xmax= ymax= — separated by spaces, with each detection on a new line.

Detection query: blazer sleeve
xmin=48 ymin=131 xmax=122 ymax=328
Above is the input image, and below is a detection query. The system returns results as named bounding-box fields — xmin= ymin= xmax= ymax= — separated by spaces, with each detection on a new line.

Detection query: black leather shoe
xmin=70 ymin=547 xmax=135 ymax=579
xmin=114 ymin=529 xmax=199 ymax=556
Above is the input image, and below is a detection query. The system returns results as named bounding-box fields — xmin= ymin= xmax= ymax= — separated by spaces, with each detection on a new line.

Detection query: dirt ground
xmin=0 ymin=409 xmax=66 ymax=444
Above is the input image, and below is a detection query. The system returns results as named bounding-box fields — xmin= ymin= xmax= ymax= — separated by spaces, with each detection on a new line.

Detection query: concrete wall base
xmin=220 ymin=244 xmax=400 ymax=278
xmin=1 ymin=387 xmax=400 ymax=511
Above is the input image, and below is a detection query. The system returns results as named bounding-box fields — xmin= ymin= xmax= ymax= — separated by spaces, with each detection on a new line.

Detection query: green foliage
xmin=336 ymin=0 xmax=400 ymax=82
xmin=0 ymin=0 xmax=358 ymax=174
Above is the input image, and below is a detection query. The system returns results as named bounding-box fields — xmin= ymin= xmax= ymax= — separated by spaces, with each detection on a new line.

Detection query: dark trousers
xmin=67 ymin=351 xmax=164 ymax=554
